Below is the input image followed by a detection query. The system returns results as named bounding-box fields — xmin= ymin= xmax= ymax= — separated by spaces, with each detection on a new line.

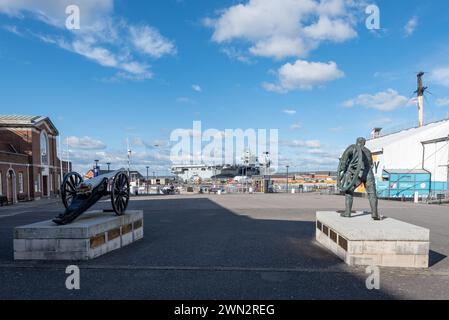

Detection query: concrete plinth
xmin=14 ymin=210 xmax=144 ymax=261
xmin=316 ymin=212 xmax=430 ymax=268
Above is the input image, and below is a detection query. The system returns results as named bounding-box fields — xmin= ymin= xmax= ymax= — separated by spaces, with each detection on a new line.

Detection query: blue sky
xmin=1 ymin=0 xmax=449 ymax=174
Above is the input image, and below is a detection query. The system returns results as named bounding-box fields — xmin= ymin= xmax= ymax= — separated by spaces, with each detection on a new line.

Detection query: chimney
xmin=371 ymin=128 xmax=382 ymax=139
xmin=416 ymin=72 xmax=427 ymax=128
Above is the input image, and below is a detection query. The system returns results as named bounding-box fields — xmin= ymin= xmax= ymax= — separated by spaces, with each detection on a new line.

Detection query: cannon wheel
xmin=111 ymin=172 xmax=130 ymax=216
xmin=61 ymin=172 xmax=83 ymax=209
xmin=337 ymin=145 xmax=363 ymax=192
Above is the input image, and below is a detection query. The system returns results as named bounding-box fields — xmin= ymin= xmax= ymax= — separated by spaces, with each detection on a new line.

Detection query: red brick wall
xmin=0 ymin=121 xmax=72 ymax=201
xmin=0 ymin=161 xmax=30 ymax=201
xmin=0 ymin=129 xmax=32 ymax=155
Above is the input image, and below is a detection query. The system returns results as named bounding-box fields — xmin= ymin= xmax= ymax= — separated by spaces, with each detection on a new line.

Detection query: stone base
xmin=14 ymin=210 xmax=144 ymax=261
xmin=316 ymin=212 xmax=430 ymax=268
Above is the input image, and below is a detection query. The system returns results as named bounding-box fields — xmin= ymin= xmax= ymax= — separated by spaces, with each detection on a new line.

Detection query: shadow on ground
xmin=430 ymin=250 xmax=447 ymax=267
xmin=0 ymin=197 xmax=397 ymax=299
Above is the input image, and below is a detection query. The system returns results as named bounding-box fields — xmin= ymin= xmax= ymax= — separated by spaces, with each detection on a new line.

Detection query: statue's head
xmin=356 ymin=137 xmax=366 ymax=146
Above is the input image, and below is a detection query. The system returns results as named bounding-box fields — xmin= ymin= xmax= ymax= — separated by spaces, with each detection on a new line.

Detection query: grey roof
xmin=0 ymin=115 xmax=42 ymax=124
xmin=0 ymin=115 xmax=59 ymax=135
xmin=383 ymin=169 xmax=430 ymax=174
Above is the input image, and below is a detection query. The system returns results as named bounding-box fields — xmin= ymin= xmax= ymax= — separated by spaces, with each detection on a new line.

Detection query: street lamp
xmin=94 ymin=159 xmax=99 ymax=177
xmin=106 ymin=162 xmax=111 ymax=173
xmin=286 ymin=165 xmax=290 ymax=194
xmin=127 ymin=148 xmax=132 ymax=179
xmin=146 ymin=166 xmax=150 ymax=194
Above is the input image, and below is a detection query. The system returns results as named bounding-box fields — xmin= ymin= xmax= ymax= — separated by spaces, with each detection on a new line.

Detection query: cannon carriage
xmin=53 ymin=169 xmax=130 ymax=225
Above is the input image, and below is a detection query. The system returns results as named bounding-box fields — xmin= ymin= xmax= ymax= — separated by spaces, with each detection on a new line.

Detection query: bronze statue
xmin=337 ymin=137 xmax=381 ymax=220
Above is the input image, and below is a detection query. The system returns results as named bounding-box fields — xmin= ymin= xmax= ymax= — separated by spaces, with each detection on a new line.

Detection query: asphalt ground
xmin=0 ymin=193 xmax=448 ymax=299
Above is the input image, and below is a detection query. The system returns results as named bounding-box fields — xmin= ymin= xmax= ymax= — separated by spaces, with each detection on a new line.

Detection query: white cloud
xmin=290 ymin=123 xmax=302 ymax=130
xmin=220 ymin=47 xmax=254 ymax=64
xmin=329 ymin=126 xmax=343 ymax=133
xmin=71 ymin=38 xmax=118 ymax=68
xmin=373 ymin=71 xmax=400 ymax=81
xmin=129 ymin=25 xmax=176 ymax=58
xmin=67 ymin=136 xmax=107 ymax=150
xmin=283 ymin=109 xmax=297 ymax=115
xmin=134 ymin=138 xmax=170 ymax=150
xmin=38 ymin=35 xmax=154 ymax=79
xmin=431 ymin=67 xmax=449 ymax=87
xmin=264 ymin=59 xmax=344 ymax=92
xmin=343 ymin=89 xmax=413 ymax=112
xmin=192 ymin=84 xmax=202 ymax=92
xmin=67 ymin=148 xmax=172 ymax=174
xmin=303 ymin=15 xmax=357 ymax=42
xmin=404 ymin=16 xmax=418 ymax=37
xmin=0 ymin=0 xmax=175 ymax=80
xmin=249 ymin=36 xmax=309 ymax=60
xmin=2 ymin=24 xmax=23 ymax=36
xmin=176 ymin=97 xmax=196 ymax=104
xmin=283 ymin=139 xmax=321 ymax=148
xmin=369 ymin=117 xmax=393 ymax=127
xmin=0 ymin=0 xmax=113 ymax=27
xmin=206 ymin=0 xmax=359 ymax=60
xmin=436 ymin=98 xmax=449 ymax=107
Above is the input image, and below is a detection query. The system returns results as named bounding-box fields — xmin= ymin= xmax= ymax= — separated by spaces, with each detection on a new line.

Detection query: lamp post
xmin=106 ymin=162 xmax=111 ymax=173
xmin=127 ymin=148 xmax=132 ymax=179
xmin=94 ymin=159 xmax=99 ymax=177
xmin=146 ymin=166 xmax=150 ymax=194
xmin=286 ymin=165 xmax=290 ymax=194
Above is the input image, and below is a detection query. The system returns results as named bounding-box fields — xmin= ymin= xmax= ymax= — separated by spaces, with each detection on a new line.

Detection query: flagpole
xmin=66 ymin=137 xmax=70 ymax=171
xmin=58 ymin=136 xmax=64 ymax=191
xmin=127 ymin=138 xmax=131 ymax=179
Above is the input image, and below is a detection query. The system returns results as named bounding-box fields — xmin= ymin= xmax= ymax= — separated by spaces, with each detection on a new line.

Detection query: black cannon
xmin=53 ymin=169 xmax=130 ymax=225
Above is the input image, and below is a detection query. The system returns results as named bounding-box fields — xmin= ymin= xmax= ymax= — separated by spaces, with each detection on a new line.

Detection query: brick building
xmin=0 ymin=115 xmax=71 ymax=203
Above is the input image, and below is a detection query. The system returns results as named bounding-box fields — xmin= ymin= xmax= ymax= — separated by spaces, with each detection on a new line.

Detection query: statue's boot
xmin=341 ymin=193 xmax=353 ymax=218
xmin=369 ymin=194 xmax=382 ymax=220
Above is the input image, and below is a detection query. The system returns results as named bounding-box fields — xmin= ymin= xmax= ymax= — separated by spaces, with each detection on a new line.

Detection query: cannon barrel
xmin=53 ymin=169 xmax=130 ymax=225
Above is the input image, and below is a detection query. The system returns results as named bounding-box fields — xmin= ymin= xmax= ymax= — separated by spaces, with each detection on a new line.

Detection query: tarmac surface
xmin=0 ymin=193 xmax=448 ymax=300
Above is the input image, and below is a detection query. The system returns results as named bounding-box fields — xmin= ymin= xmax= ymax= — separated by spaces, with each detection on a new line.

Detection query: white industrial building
xmin=366 ymin=119 xmax=449 ymax=198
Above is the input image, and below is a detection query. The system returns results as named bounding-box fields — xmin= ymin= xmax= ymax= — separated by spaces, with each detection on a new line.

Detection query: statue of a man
xmin=338 ymin=137 xmax=381 ymax=220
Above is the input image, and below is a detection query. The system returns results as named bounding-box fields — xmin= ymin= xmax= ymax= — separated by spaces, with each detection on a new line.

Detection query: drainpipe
xmin=421 ymin=142 xmax=425 ymax=170
xmin=27 ymin=164 xmax=30 ymax=201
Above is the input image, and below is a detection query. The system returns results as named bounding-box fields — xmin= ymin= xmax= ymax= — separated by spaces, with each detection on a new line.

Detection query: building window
xmin=40 ymin=132 xmax=49 ymax=165
xmin=18 ymin=172 xmax=24 ymax=194
xmin=37 ymin=174 xmax=41 ymax=192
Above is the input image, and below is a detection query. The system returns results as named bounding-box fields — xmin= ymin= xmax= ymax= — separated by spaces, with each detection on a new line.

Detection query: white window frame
xmin=40 ymin=132 xmax=49 ymax=165
xmin=18 ymin=172 xmax=24 ymax=194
